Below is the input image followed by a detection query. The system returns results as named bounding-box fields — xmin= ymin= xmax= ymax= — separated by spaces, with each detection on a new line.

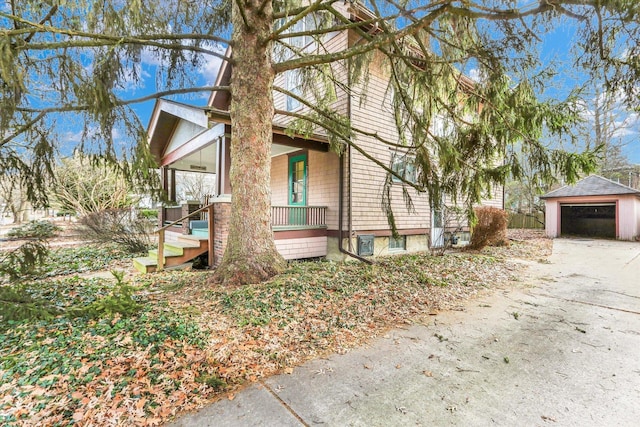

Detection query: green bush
xmin=7 ymin=220 xmax=61 ymax=239
xmin=0 ymin=285 xmax=60 ymax=323
xmin=468 ymin=206 xmax=509 ymax=250
xmin=1 ymin=271 xmax=140 ymax=326
xmin=67 ymin=271 xmax=140 ymax=319
xmin=138 ymin=209 xmax=158 ymax=219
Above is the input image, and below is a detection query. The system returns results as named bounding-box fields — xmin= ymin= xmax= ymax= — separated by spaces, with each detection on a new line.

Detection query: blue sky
xmin=538 ymin=21 xmax=640 ymax=164
xmin=47 ymin=6 xmax=639 ymax=165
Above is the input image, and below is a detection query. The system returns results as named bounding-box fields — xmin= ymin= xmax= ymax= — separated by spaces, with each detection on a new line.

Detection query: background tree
xmin=1 ymin=1 xmax=640 ymax=285
xmin=175 ymin=171 xmax=216 ymax=203
xmin=52 ymin=154 xmax=137 ymax=217
xmin=0 ymin=171 xmax=29 ymax=224
xmin=578 ymin=86 xmax=636 ymax=171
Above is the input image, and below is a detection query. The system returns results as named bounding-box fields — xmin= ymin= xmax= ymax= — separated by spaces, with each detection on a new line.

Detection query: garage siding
xmin=619 ymin=197 xmax=640 ymax=240
xmin=545 ymin=194 xmax=640 ymax=241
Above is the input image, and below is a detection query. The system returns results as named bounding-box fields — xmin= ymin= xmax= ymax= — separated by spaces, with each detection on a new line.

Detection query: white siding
xmin=165 ymin=120 xmax=206 ymax=155
xmin=275 ymin=236 xmax=328 ymax=259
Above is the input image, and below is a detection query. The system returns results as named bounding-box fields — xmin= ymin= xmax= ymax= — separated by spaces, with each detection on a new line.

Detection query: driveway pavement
xmin=170 ymin=239 xmax=640 ymax=426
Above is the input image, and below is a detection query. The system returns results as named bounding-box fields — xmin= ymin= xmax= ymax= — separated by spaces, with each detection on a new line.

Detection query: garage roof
xmin=540 ymin=175 xmax=640 ymax=199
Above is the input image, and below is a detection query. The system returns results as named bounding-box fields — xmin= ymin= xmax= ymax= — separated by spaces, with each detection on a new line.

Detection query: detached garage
xmin=541 ymin=175 xmax=640 ymax=241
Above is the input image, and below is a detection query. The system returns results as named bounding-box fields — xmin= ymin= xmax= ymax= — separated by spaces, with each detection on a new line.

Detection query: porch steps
xmin=191 ymin=228 xmax=209 ymax=238
xmin=133 ymin=235 xmax=209 ymax=274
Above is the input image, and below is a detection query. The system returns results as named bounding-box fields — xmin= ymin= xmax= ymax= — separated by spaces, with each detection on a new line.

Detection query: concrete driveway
xmin=171 ymin=239 xmax=640 ymax=426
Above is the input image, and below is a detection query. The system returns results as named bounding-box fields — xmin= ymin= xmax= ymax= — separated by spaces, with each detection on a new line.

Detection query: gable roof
xmin=147 ymin=99 xmax=209 ymax=163
xmin=540 ymin=175 xmax=640 ymax=199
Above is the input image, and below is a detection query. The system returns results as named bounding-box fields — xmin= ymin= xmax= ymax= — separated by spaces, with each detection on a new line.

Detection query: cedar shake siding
xmin=270 ymin=150 xmax=340 ymax=231
xmin=348 ymin=47 xmax=431 ymax=233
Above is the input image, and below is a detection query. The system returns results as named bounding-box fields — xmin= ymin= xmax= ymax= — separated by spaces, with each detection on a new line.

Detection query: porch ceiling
xmin=167 ymin=135 xmax=304 ymax=173
xmin=168 ymin=142 xmax=217 ymax=173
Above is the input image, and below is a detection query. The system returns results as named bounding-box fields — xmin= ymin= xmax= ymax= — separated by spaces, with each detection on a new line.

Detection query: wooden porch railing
xmin=155 ymin=203 xmax=214 ymax=271
xmin=271 ymin=205 xmax=327 ymax=228
xmin=163 ymin=206 xmax=183 ymax=225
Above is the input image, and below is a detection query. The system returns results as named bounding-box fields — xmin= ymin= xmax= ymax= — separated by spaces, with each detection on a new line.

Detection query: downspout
xmin=339 ymin=56 xmax=372 ymax=264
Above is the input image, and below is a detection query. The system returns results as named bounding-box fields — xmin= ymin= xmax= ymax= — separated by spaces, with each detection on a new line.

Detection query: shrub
xmin=7 ymin=220 xmax=61 ymax=239
xmin=78 ymin=209 xmax=152 ymax=254
xmin=0 ymin=284 xmax=60 ymax=323
xmin=67 ymin=271 xmax=140 ymax=319
xmin=138 ymin=209 xmax=158 ymax=220
xmin=468 ymin=206 xmax=509 ymax=250
xmin=0 ymin=240 xmax=50 ymax=282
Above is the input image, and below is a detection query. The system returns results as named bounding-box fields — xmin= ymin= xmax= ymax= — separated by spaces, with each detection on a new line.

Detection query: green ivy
xmin=6 ymin=221 xmax=61 ymax=239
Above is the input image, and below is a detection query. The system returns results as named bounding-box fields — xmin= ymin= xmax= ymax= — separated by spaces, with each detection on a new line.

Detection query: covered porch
xmin=137 ymin=99 xmax=337 ymax=271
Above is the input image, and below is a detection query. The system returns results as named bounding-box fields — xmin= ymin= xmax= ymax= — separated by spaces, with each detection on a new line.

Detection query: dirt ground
xmin=171 ymin=238 xmax=640 ymax=427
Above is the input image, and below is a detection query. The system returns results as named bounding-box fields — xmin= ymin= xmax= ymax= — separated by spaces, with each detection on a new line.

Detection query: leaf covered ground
xmin=0 ymin=231 xmax=551 ymax=426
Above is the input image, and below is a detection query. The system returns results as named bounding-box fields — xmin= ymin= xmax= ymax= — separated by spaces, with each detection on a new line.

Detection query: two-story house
xmin=133 ymin=2 xmax=503 ymax=273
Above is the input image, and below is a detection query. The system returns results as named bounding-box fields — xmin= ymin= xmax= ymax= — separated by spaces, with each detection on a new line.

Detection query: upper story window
xmin=391 ymin=153 xmax=417 ymax=184
xmin=285 ymin=69 xmax=302 ymax=111
xmin=431 ymin=114 xmax=455 ymax=138
xmin=275 ymin=14 xmax=317 ymax=60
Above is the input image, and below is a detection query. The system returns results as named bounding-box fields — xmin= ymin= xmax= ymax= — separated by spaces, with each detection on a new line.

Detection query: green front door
xmin=289 ymin=154 xmax=307 ymax=225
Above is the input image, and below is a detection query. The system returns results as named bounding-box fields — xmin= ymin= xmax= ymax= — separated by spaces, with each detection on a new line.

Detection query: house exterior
xmin=540 ymin=175 xmax=640 ymax=241
xmin=135 ymin=3 xmax=504 ymax=272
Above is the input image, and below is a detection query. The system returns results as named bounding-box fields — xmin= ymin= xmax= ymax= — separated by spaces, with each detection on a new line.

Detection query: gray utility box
xmin=357 ymin=234 xmax=374 ymax=256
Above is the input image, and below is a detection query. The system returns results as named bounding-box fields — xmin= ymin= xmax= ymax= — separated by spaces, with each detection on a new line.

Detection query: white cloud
xmin=63 ymin=129 xmax=86 ymax=144
xmin=118 ymin=63 xmax=151 ymax=92
xmin=193 ymin=41 xmax=226 ymax=85
xmin=199 ymin=53 xmax=223 ymax=85
xmin=468 ymin=68 xmax=483 ymax=83
xmin=140 ymin=47 xmax=166 ymax=67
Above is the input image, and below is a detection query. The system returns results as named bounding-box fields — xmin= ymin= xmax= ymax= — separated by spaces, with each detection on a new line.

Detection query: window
xmin=431 ymin=115 xmax=455 ymax=138
xmin=285 ymin=69 xmax=302 ymax=111
xmin=276 ymin=14 xmax=317 ymax=59
xmin=391 ymin=153 xmax=416 ymax=183
xmin=289 ymin=154 xmax=307 ymax=206
xmin=389 ymin=235 xmax=406 ymax=252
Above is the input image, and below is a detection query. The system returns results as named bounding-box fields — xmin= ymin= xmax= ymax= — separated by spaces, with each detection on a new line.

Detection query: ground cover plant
xmin=0 ymin=244 xmax=135 ymax=285
xmin=6 ymin=221 xmax=61 ymax=240
xmin=0 ymin=232 xmax=551 ymax=425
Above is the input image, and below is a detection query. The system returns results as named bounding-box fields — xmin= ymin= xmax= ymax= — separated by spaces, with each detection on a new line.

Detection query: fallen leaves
xmin=0 ymin=233 xmax=551 ymax=426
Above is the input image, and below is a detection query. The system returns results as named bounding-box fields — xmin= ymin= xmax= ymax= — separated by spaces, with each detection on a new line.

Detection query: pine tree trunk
xmin=211 ymin=0 xmax=286 ymax=286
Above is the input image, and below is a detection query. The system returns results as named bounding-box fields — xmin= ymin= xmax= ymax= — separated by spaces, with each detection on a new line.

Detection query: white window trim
xmin=391 ymin=152 xmax=417 ymax=184
xmin=285 ymin=69 xmax=302 ymax=112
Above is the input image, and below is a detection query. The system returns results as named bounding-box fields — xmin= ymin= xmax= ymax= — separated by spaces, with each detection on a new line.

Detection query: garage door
xmin=560 ymin=203 xmax=616 ymax=238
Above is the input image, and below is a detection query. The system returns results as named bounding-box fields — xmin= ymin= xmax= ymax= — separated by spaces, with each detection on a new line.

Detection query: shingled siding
xmin=348 ymin=49 xmax=431 ymax=234
xmin=269 ymin=150 xmax=340 ymax=231
xmin=272 ymin=30 xmax=349 ymax=129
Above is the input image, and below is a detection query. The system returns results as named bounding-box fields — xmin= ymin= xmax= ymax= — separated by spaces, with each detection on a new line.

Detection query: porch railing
xmin=271 ymin=205 xmax=327 ymax=228
xmin=163 ymin=206 xmax=183 ymax=225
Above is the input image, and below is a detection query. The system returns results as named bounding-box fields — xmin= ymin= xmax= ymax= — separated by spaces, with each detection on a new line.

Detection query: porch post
xmin=208 ymin=204 xmax=214 ymax=268
xmin=169 ymin=168 xmax=177 ymax=202
xmin=159 ymin=167 xmax=168 ymax=228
